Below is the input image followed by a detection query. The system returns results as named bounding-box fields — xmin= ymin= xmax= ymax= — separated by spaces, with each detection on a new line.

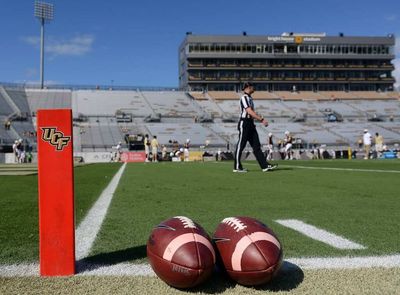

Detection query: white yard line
xmin=279 ymin=164 xmax=400 ymax=174
xmin=214 ymin=161 xmax=400 ymax=173
xmin=2 ymin=254 xmax=400 ymax=277
xmin=275 ymin=219 xmax=366 ymax=250
xmin=290 ymin=255 xmax=400 ymax=270
xmin=75 ymin=163 xmax=127 ymax=260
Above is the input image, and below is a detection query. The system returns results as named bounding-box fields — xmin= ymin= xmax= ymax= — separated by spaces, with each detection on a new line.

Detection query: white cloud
xmin=385 ymin=15 xmax=397 ymax=22
xmin=393 ymin=37 xmax=400 ymax=88
xmin=22 ymin=34 xmax=95 ymax=57
xmin=46 ymin=35 xmax=94 ymax=56
xmin=393 ymin=59 xmax=400 ymax=88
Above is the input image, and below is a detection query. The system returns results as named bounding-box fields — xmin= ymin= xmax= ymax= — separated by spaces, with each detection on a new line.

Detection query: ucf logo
xmin=41 ymin=127 xmax=71 ymax=151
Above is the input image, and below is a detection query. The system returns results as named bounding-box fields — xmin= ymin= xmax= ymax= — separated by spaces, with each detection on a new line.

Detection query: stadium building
xmin=179 ymin=33 xmax=396 ymax=92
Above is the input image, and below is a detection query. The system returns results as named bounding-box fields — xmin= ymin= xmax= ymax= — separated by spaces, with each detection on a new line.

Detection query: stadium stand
xmin=0 ymin=87 xmax=399 ymax=153
xmin=4 ymin=89 xmax=30 ymax=114
xmin=72 ymin=90 xmax=154 ymax=117
xmin=26 ymin=89 xmax=71 ymax=112
xmin=0 ymin=90 xmax=14 ymax=116
xmin=146 ymin=123 xmax=225 ymax=146
xmin=141 ymin=91 xmax=200 ymax=117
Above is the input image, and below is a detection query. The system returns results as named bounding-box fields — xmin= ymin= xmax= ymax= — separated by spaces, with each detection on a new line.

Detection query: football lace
xmin=222 ymin=217 xmax=247 ymax=232
xmin=174 ymin=216 xmax=197 ymax=229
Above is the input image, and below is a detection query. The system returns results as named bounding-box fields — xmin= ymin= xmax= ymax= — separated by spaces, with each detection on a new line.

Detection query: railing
xmin=0 ymin=82 xmax=178 ymax=92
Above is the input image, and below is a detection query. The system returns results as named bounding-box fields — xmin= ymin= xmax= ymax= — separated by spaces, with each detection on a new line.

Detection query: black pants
xmin=234 ymin=119 xmax=269 ymax=170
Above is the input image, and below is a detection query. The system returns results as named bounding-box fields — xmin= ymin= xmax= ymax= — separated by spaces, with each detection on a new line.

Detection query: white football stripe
xmin=279 ymin=165 xmax=400 ymax=174
xmin=215 ymin=161 xmax=400 ymax=174
xmin=75 ymin=163 xmax=127 ymax=260
xmin=231 ymin=232 xmax=281 ymax=271
xmin=275 ymin=219 xmax=366 ymax=250
xmin=3 ymin=254 xmax=400 ymax=277
xmin=162 ymin=233 xmax=215 ymax=262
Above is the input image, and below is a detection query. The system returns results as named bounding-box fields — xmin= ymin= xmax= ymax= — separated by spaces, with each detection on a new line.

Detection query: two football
xmin=213 ymin=216 xmax=283 ymax=286
xmin=147 ymin=216 xmax=216 ymax=288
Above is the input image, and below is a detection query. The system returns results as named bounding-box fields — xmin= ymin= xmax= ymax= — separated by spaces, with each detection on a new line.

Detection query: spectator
xmin=27 ymin=151 xmax=33 ymax=163
xmin=20 ymin=150 xmax=26 ymax=163
xmin=266 ymin=133 xmax=274 ymax=161
xmin=363 ymin=129 xmax=372 ymax=159
xmin=161 ymin=145 xmax=167 ymax=160
xmin=151 ymin=135 xmax=159 ymax=162
xmin=115 ymin=141 xmax=122 ymax=162
xmin=284 ymin=131 xmax=293 ymax=160
xmin=375 ymin=132 xmax=384 ymax=158
xmin=4 ymin=120 xmax=11 ymax=130
xmin=357 ymin=138 xmax=363 ymax=149
xmin=144 ymin=134 xmax=150 ymax=162
xmin=12 ymin=140 xmax=18 ymax=163
xmin=184 ymin=139 xmax=190 ymax=162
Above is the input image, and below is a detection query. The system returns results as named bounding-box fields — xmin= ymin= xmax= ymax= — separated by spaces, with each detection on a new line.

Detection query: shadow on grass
xmin=76 ymin=250 xmax=303 ymax=293
xmin=182 ymin=261 xmax=304 ymax=294
xmin=76 ymin=245 xmax=147 ymax=272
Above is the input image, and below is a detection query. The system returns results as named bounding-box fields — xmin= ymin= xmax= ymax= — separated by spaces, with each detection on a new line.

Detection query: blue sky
xmin=1 ymin=0 xmax=399 ymax=87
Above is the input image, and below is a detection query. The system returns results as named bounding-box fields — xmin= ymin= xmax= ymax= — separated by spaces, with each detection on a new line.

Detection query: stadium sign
xmin=267 ymin=36 xmax=321 ymax=43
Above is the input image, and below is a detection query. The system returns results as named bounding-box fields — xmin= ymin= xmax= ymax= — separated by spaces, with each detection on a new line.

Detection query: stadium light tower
xmin=34 ymin=1 xmax=54 ymax=89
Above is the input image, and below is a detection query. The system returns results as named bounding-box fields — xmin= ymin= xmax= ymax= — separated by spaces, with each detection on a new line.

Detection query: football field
xmin=1 ymin=160 xmax=400 ymax=294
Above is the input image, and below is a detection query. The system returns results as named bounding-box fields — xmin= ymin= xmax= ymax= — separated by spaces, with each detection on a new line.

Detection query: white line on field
xmin=214 ymin=161 xmax=400 ymax=173
xmin=275 ymin=219 xmax=366 ymax=250
xmin=75 ymin=163 xmax=127 ymax=260
xmin=2 ymin=254 xmax=400 ymax=277
xmin=279 ymin=164 xmax=400 ymax=174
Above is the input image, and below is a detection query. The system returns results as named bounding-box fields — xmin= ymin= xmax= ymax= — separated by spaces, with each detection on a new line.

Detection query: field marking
xmin=214 ymin=161 xmax=400 ymax=174
xmin=275 ymin=219 xmax=366 ymax=250
xmin=2 ymin=254 xmax=400 ymax=277
xmin=279 ymin=164 xmax=400 ymax=174
xmin=75 ymin=163 xmax=127 ymax=260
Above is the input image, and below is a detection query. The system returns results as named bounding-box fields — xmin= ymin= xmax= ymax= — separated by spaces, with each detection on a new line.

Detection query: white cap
xmin=285 ymin=131 xmax=290 ymax=135
xmin=18 ymin=138 xmax=23 ymax=142
xmin=14 ymin=140 xmax=18 ymax=144
xmin=268 ymin=133 xmax=272 ymax=137
xmin=186 ymin=138 xmax=190 ymax=143
xmin=364 ymin=129 xmax=368 ymax=133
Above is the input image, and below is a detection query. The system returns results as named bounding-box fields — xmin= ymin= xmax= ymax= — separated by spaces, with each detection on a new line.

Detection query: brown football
xmin=213 ymin=216 xmax=283 ymax=286
xmin=147 ymin=216 xmax=215 ymax=288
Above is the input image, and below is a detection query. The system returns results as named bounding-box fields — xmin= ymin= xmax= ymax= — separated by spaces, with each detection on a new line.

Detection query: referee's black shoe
xmin=262 ymin=164 xmax=278 ymax=172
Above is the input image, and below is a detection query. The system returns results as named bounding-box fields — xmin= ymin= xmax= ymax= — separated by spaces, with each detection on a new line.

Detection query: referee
xmin=234 ymin=82 xmax=277 ymax=173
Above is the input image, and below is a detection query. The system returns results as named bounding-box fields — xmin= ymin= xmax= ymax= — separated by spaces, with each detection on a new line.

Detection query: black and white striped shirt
xmin=239 ymin=93 xmax=254 ymax=119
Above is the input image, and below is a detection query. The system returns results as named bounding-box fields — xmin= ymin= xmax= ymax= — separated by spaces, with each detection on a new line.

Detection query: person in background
xmin=266 ymin=133 xmax=274 ymax=161
xmin=27 ymin=151 xmax=33 ymax=163
xmin=374 ymin=132 xmax=384 ymax=158
xmin=184 ymin=139 xmax=190 ymax=162
xmin=284 ymin=131 xmax=293 ymax=160
xmin=233 ymin=82 xmax=277 ymax=173
xmin=363 ymin=129 xmax=372 ymax=160
xmin=161 ymin=145 xmax=167 ymax=160
xmin=144 ymin=134 xmax=150 ymax=162
xmin=12 ymin=140 xmax=19 ymax=163
xmin=115 ymin=141 xmax=122 ymax=162
xmin=151 ymin=135 xmax=159 ymax=162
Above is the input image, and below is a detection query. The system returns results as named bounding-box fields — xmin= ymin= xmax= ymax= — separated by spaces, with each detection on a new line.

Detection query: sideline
xmin=75 ymin=163 xmax=127 ymax=260
xmin=2 ymin=254 xmax=400 ymax=277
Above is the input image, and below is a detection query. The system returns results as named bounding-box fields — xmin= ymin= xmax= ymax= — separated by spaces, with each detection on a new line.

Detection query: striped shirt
xmin=239 ymin=93 xmax=254 ymax=119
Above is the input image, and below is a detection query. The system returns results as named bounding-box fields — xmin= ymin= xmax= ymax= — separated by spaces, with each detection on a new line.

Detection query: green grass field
xmin=1 ymin=160 xmax=399 ymax=294
xmin=88 ymin=160 xmax=400 ymax=263
xmin=0 ymin=163 xmax=121 ymax=264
